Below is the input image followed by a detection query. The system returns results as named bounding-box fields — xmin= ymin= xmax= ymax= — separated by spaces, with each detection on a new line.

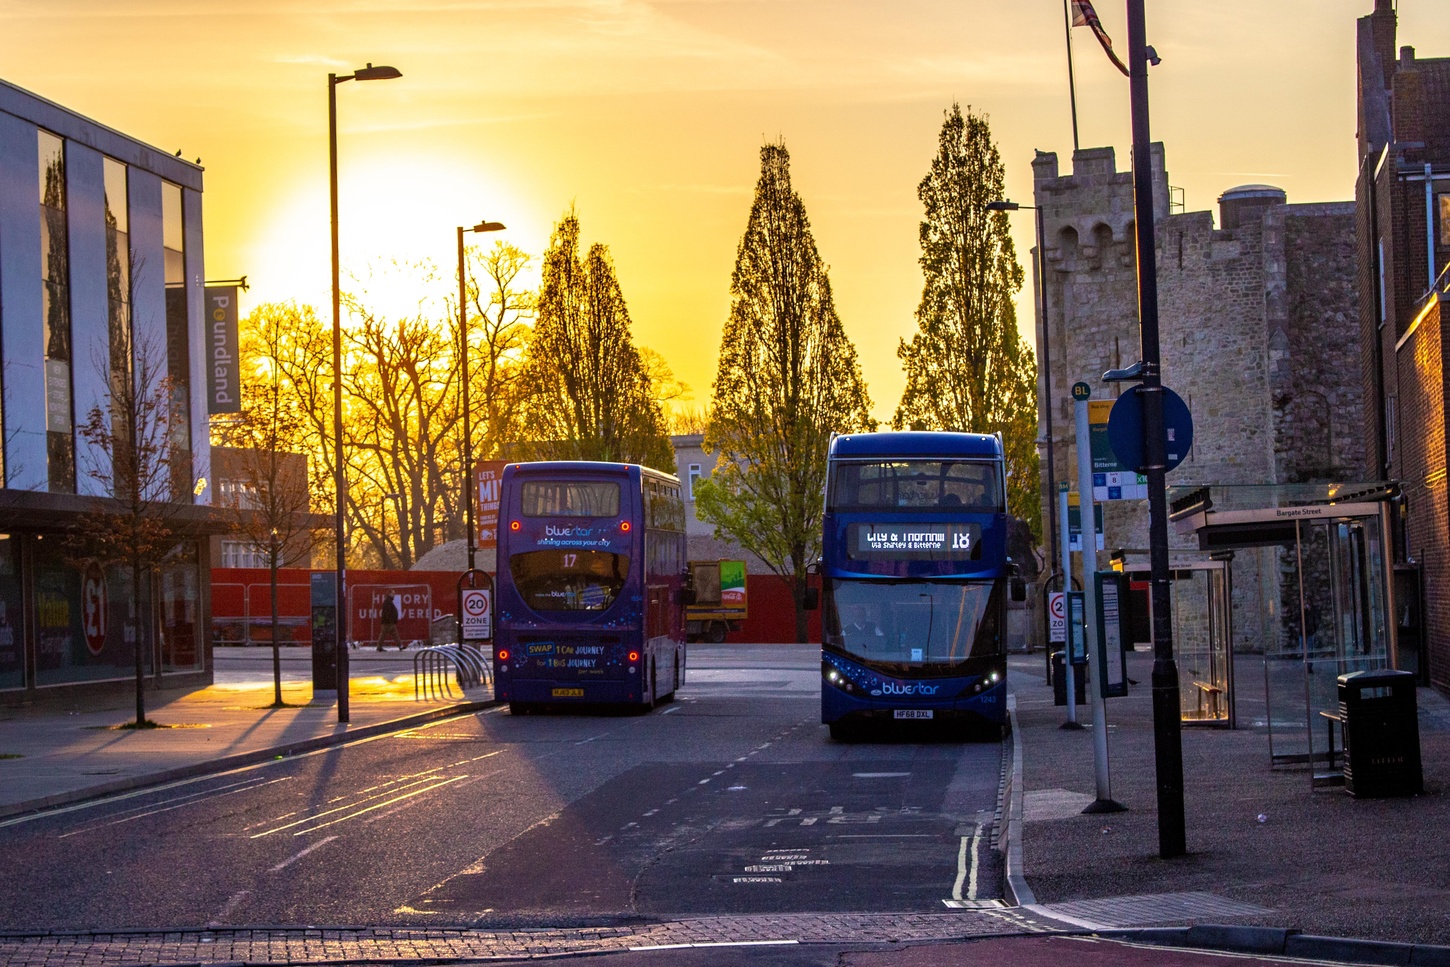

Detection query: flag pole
xmin=1063 ymin=0 xmax=1081 ymax=151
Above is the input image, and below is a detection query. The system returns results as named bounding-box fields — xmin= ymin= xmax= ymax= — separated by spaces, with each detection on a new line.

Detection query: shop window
xmin=34 ymin=538 xmax=138 ymax=687
xmin=160 ymin=545 xmax=201 ymax=673
xmin=0 ymin=537 xmax=22 ymax=691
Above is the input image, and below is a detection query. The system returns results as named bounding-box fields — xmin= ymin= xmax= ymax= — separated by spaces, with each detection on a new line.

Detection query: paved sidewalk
xmin=1010 ymin=649 xmax=1450 ymax=946
xmin=0 ymin=646 xmax=494 ymax=818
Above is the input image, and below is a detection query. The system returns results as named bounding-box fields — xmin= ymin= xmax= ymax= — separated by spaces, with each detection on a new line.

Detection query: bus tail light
xmin=628 ymin=651 xmax=640 ymax=663
xmin=497 ymin=649 xmax=510 ymax=661
xmin=620 ymin=520 xmax=631 ymax=532
xmin=510 ymin=520 xmax=520 ymax=531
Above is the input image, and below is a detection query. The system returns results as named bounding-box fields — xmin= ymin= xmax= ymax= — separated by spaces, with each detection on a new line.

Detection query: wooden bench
xmin=1192 ymin=680 xmax=1224 ymax=720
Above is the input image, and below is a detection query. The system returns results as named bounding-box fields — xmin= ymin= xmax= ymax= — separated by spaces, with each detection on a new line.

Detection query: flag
xmin=1070 ymin=0 xmax=1130 ymax=77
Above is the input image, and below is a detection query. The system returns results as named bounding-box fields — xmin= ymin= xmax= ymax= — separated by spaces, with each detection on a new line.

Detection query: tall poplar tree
xmin=697 ymin=141 xmax=874 ymax=642
xmin=895 ymin=104 xmax=1040 ymax=536
xmin=519 ymin=209 xmax=673 ymax=471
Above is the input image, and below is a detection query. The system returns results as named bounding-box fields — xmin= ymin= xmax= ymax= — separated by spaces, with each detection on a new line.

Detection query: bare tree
xmin=212 ymin=338 xmax=320 ymax=706
xmin=343 ymin=303 xmax=462 ymax=569
xmin=463 ymin=241 xmax=534 ymax=463
xmin=70 ymin=336 xmax=190 ymax=728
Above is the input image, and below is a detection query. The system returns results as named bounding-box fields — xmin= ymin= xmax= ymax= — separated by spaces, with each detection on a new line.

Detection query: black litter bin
xmin=1339 ymin=668 xmax=1422 ymax=798
xmin=1051 ymin=650 xmax=1087 ymax=707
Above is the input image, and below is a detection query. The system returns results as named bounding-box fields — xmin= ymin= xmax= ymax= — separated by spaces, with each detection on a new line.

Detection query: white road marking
xmin=207 ymin=889 xmax=251 ymax=926
xmin=662 ymin=706 xmax=681 ymax=715
xmin=643 ymin=809 xmax=658 ymax=817
xmin=800 ymin=817 xmax=817 ymax=825
xmin=269 ymin=835 xmax=339 ymax=872
xmin=829 ymin=806 xmax=844 ymax=814
xmin=287 ymin=777 xmax=469 ymax=836
xmin=57 ymin=777 xmax=292 ymax=839
xmin=853 ymin=772 xmax=911 ymax=778
xmin=250 ymin=775 xmax=467 ymax=838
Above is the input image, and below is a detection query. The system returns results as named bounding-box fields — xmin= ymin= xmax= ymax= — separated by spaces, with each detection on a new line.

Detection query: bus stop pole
xmin=1075 ymin=398 xmax=1124 ymax=812
xmin=1058 ymin=484 xmax=1079 ymax=728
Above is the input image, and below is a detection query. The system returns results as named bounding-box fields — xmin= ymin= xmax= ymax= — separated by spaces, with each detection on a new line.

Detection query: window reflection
xmin=162 ymin=181 xmax=192 ymax=498
xmin=103 ymin=158 xmax=131 ymax=415
xmin=39 ymin=130 xmax=74 ymax=493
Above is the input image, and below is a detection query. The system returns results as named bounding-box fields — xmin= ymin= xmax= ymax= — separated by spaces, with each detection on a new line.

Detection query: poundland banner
xmin=206 ymin=286 xmax=241 ymax=414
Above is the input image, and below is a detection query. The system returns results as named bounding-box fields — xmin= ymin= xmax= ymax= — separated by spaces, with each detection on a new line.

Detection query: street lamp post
xmin=987 ymin=200 xmax=1059 ymax=581
xmin=330 ymin=62 xmax=401 ymax=724
xmin=457 ymin=220 xmax=506 ymax=574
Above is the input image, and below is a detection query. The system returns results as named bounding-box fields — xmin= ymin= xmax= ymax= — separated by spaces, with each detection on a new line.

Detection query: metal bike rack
xmin=413 ymin=644 xmax=493 ymax=700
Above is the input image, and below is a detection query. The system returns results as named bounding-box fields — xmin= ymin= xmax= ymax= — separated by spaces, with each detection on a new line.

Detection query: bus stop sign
xmin=1106 ymin=384 xmax=1194 ymax=474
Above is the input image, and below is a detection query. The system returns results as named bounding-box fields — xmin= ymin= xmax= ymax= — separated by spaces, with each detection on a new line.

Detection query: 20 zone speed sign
xmin=461 ymin=588 xmax=492 ymax=642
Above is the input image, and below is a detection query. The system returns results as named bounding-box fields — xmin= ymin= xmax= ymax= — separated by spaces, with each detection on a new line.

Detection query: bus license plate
xmin=894 ymin=709 xmax=933 ymax=720
xmin=551 ymin=688 xmax=584 ymax=698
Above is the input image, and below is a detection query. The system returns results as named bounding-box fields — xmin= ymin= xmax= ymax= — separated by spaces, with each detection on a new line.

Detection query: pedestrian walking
xmin=376 ymin=592 xmax=404 ymax=651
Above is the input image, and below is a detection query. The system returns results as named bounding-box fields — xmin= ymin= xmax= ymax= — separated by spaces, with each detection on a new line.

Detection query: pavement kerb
xmin=0 ymin=698 xmax=499 ymax=822
xmin=1102 ymin=925 xmax=1450 ymax=966
xmin=1001 ymin=692 xmax=1034 ymax=907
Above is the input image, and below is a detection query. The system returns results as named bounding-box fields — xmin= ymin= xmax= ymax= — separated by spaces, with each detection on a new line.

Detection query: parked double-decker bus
xmin=820 ymin=431 xmax=1017 ymax=740
xmin=494 ymin=462 xmax=687 ymax=713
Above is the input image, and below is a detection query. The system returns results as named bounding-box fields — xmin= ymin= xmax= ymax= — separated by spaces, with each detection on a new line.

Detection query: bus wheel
xmin=705 ymin=621 xmax=728 ymax=644
xmin=828 ymin=721 xmax=856 ymax=742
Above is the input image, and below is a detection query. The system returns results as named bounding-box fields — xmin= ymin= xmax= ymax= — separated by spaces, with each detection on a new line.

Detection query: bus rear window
xmin=829 ymin=461 xmax=1002 ymax=511
xmin=509 ymin=550 xmax=630 ymax=612
xmin=521 ymin=481 xmax=620 ymax=517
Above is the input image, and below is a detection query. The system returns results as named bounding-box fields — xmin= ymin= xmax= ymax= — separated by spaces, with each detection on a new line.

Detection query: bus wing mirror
xmin=803 ymin=587 xmax=820 ymax=611
xmin=806 ymin=559 xmax=822 ymax=576
xmin=676 ymin=587 xmax=696 ymax=607
xmin=1011 ymin=577 xmax=1028 ymax=602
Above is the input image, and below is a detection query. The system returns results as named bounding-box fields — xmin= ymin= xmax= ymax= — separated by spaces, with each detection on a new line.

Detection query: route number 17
xmin=562 ymin=553 xmax=577 ymax=568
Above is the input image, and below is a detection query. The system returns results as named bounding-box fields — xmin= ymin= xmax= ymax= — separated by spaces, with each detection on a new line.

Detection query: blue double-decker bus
xmin=493 ymin=462 xmax=687 ymax=714
xmin=820 ymin=431 xmax=1014 ymax=740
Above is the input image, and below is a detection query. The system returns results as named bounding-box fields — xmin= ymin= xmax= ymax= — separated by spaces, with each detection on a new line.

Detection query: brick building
xmin=1032 ymin=145 xmax=1363 ymax=650
xmin=1355 ymin=0 xmax=1450 ymax=689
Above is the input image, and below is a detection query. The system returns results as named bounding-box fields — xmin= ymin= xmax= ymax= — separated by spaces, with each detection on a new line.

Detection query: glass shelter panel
xmin=1167 ymin=566 xmax=1233 ymax=725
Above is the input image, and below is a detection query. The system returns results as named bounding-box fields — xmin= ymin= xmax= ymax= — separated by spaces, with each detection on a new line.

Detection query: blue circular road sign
xmin=1106 ymin=385 xmax=1194 ymax=473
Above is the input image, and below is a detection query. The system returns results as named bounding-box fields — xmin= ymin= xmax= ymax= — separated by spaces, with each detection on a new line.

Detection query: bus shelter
xmin=1169 ymin=483 xmax=1397 ymax=782
xmin=1112 ymin=556 xmax=1234 ymax=727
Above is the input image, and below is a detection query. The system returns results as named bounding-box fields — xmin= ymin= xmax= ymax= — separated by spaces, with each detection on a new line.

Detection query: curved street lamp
xmin=330 ymin=62 xmax=401 ymax=723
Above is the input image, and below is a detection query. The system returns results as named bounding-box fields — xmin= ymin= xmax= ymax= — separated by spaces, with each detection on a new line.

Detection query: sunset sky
xmin=3 ymin=1 xmax=1447 ymax=423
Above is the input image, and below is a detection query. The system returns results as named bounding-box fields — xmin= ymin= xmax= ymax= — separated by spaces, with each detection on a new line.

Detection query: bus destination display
xmin=848 ymin=522 xmax=982 ymax=560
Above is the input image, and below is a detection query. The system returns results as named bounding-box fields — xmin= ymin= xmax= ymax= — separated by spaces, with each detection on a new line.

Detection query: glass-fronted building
xmin=0 ymin=79 xmax=213 ymax=703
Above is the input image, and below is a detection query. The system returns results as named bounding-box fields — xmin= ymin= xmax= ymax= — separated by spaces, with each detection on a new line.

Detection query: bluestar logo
xmin=881 ymin=682 xmax=939 ymax=696
xmin=545 ymin=525 xmax=594 ymax=538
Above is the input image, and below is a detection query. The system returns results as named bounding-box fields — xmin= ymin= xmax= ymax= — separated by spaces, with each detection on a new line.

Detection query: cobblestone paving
xmin=0 ymin=910 xmax=1053 ymax=964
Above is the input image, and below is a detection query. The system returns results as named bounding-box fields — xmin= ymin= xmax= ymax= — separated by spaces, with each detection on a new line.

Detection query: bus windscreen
xmin=828 ymin=580 xmax=1000 ymax=667
xmin=521 ymin=481 xmax=620 ymax=517
xmin=829 ymin=460 xmax=1001 ymax=512
xmin=508 ymin=549 xmax=630 ymax=611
